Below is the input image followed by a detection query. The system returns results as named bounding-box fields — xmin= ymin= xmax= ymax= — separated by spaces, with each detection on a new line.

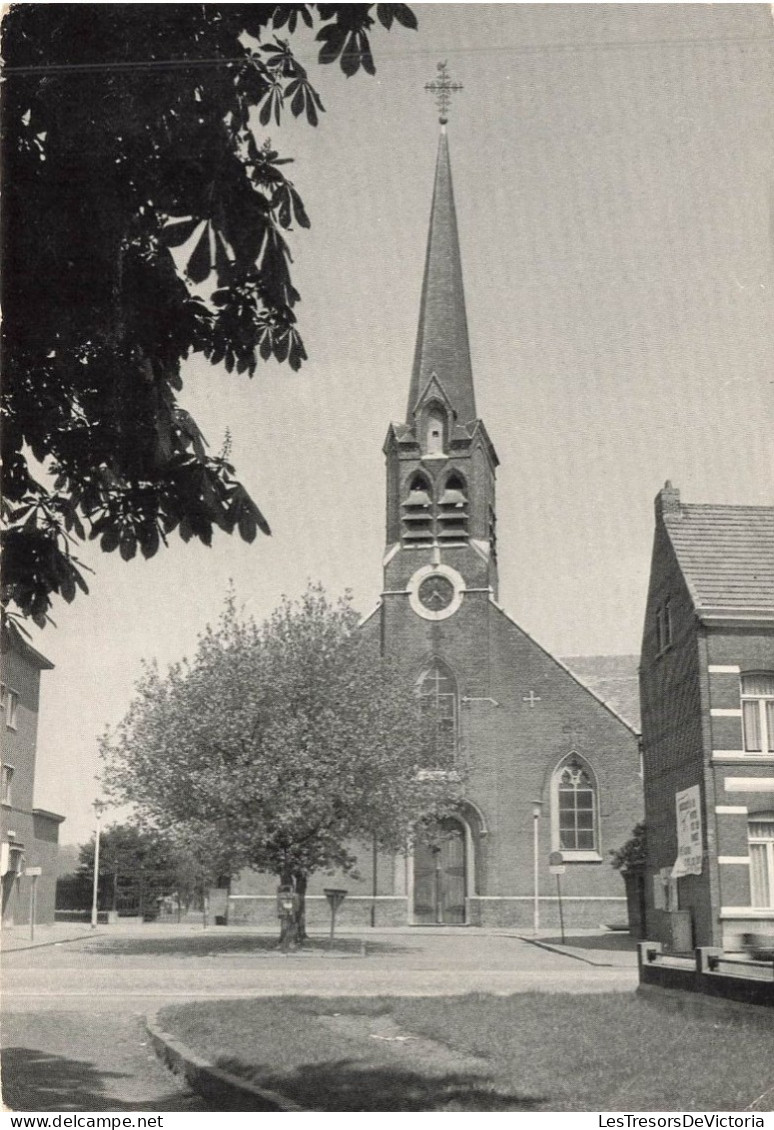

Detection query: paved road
xmin=1 ymin=926 xmax=638 ymax=1111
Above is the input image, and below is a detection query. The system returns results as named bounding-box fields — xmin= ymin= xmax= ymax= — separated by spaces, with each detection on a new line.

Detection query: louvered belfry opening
xmin=437 ymin=471 xmax=468 ymax=542
xmin=402 ymin=472 xmax=434 ymax=545
xmin=401 ymin=470 xmax=470 ymax=547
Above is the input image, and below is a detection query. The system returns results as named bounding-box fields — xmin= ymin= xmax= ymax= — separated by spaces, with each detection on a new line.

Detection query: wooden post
xmin=323 ymin=889 xmax=347 ymax=949
xmin=29 ymin=874 xmax=36 ymax=942
xmin=370 ymin=831 xmax=377 ymax=928
xmin=434 ymin=849 xmax=442 ymax=924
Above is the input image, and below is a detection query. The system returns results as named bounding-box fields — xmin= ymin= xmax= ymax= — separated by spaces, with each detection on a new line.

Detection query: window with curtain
xmin=749 ymin=816 xmax=774 ymax=907
xmin=556 ymin=755 xmax=598 ymax=852
xmin=741 ymin=673 xmax=774 ymax=754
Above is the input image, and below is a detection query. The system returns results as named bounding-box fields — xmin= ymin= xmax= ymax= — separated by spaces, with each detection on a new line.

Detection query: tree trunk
xmin=292 ymin=871 xmax=308 ymax=946
xmin=277 ymin=863 xmax=294 ymax=948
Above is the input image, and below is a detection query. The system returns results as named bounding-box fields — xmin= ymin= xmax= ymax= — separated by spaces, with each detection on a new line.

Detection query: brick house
xmin=230 ymin=123 xmax=643 ymax=928
xmin=1 ymin=621 xmax=64 ymax=926
xmin=639 ymin=482 xmax=774 ymax=951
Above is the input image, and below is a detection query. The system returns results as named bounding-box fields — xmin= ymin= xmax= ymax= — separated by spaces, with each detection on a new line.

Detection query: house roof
xmin=664 ymin=503 xmax=774 ymax=616
xmin=1 ymin=620 xmax=54 ymax=670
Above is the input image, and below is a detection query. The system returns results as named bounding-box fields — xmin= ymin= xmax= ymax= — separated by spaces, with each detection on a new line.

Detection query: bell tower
xmin=383 ymin=65 xmax=499 ymax=618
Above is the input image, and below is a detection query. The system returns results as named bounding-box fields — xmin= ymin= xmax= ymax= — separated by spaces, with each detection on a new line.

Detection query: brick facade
xmin=640 ymin=484 xmax=774 ymax=951
xmin=230 ymin=124 xmax=643 ymax=929
xmin=1 ymin=624 xmax=63 ymax=926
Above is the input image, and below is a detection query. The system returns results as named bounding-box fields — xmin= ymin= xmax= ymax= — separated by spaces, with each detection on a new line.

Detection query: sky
xmin=22 ymin=4 xmax=773 ymax=844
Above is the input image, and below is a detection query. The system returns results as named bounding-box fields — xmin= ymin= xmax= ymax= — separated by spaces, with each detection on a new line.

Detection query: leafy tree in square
xmin=99 ymin=584 xmax=461 ymax=942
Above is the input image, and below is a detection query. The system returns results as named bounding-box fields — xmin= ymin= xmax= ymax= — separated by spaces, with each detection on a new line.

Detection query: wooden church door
xmin=413 ymin=817 xmax=467 ymax=924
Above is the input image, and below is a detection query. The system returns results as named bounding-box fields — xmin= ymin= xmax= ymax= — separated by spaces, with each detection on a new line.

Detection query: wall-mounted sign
xmin=672 ymin=785 xmax=702 ymax=877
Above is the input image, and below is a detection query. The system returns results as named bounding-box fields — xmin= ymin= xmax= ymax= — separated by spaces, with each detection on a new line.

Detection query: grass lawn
xmin=81 ymin=934 xmax=407 ymax=958
xmin=158 ymin=993 xmax=774 ymax=1112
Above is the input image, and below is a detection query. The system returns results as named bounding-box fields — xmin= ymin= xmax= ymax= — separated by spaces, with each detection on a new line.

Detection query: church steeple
xmin=383 ymin=64 xmax=499 ymax=603
xmin=406 ymin=125 xmax=476 ymax=425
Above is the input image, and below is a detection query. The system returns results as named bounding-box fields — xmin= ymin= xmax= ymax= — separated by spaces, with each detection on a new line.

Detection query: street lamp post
xmin=91 ymin=799 xmax=107 ymax=929
xmin=532 ymin=800 xmax=543 ymax=936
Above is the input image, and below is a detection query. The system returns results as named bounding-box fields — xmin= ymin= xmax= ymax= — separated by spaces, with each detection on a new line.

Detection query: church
xmin=230 ymin=98 xmax=643 ymax=931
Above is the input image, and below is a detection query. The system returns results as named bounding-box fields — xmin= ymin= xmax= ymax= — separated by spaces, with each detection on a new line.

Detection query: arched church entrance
xmin=413 ymin=816 xmax=467 ymax=924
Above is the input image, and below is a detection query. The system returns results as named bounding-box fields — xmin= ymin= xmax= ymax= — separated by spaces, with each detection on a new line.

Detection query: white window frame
xmin=1 ymin=684 xmax=19 ymax=730
xmin=748 ymin=816 xmax=774 ymax=908
xmin=741 ymin=673 xmax=774 ymax=755
xmin=551 ymin=753 xmax=601 ymax=861
xmin=1 ymin=764 xmax=13 ymax=806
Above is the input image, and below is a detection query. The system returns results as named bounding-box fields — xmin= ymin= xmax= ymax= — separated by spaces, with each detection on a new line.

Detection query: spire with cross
xmin=406 ymin=59 xmax=476 ymax=425
xmin=425 ymin=61 xmax=463 ymax=125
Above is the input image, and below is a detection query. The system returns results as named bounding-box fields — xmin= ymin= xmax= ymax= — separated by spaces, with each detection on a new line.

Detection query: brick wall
xmin=1 ymin=641 xmax=44 ymax=816
xmin=639 ymin=494 xmax=774 ymax=950
xmin=1 ymin=633 xmax=61 ymax=928
xmin=640 ymin=514 xmax=713 ymax=945
xmin=705 ymin=629 xmax=774 ymax=949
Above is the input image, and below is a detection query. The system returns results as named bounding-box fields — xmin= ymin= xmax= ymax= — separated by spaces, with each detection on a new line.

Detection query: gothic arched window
xmin=553 ymin=754 xmax=598 ymax=854
xmin=418 ymin=659 xmax=458 ymax=757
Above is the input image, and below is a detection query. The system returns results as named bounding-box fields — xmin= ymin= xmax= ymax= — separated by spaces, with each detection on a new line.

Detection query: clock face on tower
xmin=418 ymin=574 xmax=455 ymax=611
xmin=408 ymin=565 xmax=464 ymax=621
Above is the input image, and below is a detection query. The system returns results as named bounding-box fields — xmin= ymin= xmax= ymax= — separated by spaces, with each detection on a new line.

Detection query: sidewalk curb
xmin=514 ymin=934 xmax=616 ymax=968
xmin=1 ymin=930 xmax=102 ymax=954
xmin=146 ymin=1013 xmax=305 ymax=1112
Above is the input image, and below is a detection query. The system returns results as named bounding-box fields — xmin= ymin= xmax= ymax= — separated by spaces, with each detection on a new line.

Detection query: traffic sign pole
xmin=548 ymin=852 xmax=566 ymax=944
xmin=556 ymin=873 xmax=565 ymax=944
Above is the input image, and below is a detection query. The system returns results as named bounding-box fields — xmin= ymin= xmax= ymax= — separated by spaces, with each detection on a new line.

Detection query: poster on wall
xmin=672 ymin=784 xmax=703 ymax=876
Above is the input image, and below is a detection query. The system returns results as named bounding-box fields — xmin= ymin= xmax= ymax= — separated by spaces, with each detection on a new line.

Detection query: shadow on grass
xmin=216 ymin=1057 xmax=546 ymax=1112
xmin=541 ymin=933 xmax=637 ymax=952
xmin=1 ymin=1047 xmax=204 ymax=1113
xmin=80 ymin=934 xmax=409 ymax=958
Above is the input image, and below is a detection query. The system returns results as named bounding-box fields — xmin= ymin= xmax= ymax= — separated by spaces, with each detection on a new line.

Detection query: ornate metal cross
xmin=523 ymin=690 xmax=541 ymax=708
xmin=425 ymin=61 xmax=463 ymax=124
